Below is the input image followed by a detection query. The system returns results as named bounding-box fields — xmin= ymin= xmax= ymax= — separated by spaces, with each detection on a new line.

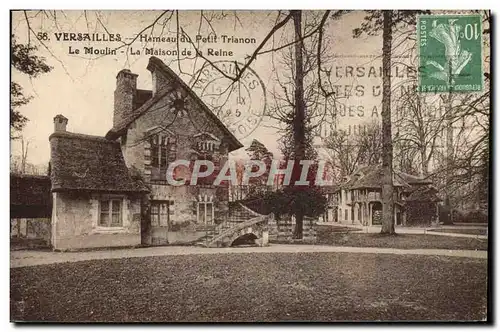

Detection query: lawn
xmin=316 ymin=227 xmax=488 ymax=251
xmin=11 ymin=252 xmax=488 ymax=322
xmin=428 ymin=228 xmax=488 ymax=236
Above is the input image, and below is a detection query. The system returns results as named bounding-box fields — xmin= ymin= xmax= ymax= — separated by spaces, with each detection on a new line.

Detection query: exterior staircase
xmin=194 ymin=203 xmax=269 ymax=247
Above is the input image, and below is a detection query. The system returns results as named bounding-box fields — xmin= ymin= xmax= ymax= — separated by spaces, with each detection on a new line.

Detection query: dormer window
xmin=193 ymin=132 xmax=221 ymax=154
xmin=196 ymin=141 xmax=217 ymax=152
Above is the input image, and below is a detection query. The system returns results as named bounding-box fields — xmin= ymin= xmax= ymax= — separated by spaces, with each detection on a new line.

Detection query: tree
xmin=353 ymin=10 xmax=396 ymax=234
xmin=416 ymin=11 xmax=490 ymax=213
xmin=288 ymin=10 xmax=308 ymax=238
xmin=353 ymin=10 xmax=427 ymax=234
xmin=245 ymin=139 xmax=274 ymax=192
xmin=11 ymin=37 xmax=52 ymax=139
xmin=431 ymin=87 xmax=490 ymax=211
xmin=394 ymin=89 xmax=447 ymax=177
xmin=447 ymin=11 xmax=490 ymax=212
xmin=10 ymin=137 xmax=48 ymax=175
xmin=325 ymin=121 xmax=382 ymax=179
xmin=263 ymin=10 xmax=343 ymax=238
xmin=379 ymin=10 xmax=395 ymax=234
xmin=246 ymin=139 xmax=274 ymax=160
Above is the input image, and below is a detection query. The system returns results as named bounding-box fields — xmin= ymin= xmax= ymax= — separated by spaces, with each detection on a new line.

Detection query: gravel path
xmin=10 ymin=244 xmax=487 ymax=268
xmin=317 ymin=223 xmax=488 ymax=239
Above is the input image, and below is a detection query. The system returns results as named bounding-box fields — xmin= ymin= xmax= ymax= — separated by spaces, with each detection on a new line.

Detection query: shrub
xmin=464 ymin=210 xmax=488 ymax=224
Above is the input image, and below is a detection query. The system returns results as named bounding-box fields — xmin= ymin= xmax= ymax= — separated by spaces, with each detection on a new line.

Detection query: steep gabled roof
xmin=322 ymin=185 xmax=339 ymax=194
xmin=340 ymin=164 xmax=435 ymax=191
xmin=346 ymin=165 xmax=411 ymax=190
xmin=49 ymin=131 xmax=148 ymax=193
xmin=105 ymin=56 xmax=243 ymax=152
xmin=341 ymin=165 xmax=372 ymax=188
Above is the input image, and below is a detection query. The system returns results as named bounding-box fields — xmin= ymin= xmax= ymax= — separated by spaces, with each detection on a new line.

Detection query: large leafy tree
xmin=11 ymin=37 xmax=52 ymax=139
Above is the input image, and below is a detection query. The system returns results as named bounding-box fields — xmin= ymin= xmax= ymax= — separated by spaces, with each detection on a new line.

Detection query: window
xmin=344 ymin=209 xmax=348 ymax=221
xmin=99 ymin=199 xmax=122 ymax=227
xmin=198 ymin=202 xmax=213 ymax=224
xmin=150 ymin=134 xmax=177 ymax=180
xmin=197 ymin=196 xmax=214 ymax=224
xmin=150 ymin=200 xmax=174 ymax=227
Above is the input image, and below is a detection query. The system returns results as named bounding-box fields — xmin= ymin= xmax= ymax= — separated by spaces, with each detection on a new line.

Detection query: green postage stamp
xmin=418 ymin=14 xmax=483 ymax=93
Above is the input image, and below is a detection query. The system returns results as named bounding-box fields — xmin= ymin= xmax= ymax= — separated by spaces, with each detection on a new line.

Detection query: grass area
xmin=316 ymin=226 xmax=488 ymax=251
xmin=320 ymin=225 xmax=363 ymax=232
xmin=11 ymin=252 xmax=487 ymax=322
xmin=428 ymin=228 xmax=487 ymax=236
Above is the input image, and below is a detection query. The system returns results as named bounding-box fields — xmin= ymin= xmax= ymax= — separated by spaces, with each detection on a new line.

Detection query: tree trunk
xmin=420 ymin=148 xmax=428 ymax=177
xmin=444 ymin=60 xmax=454 ymax=224
xmin=380 ymin=10 xmax=395 ymax=235
xmin=291 ymin=10 xmax=306 ymax=239
xmin=21 ymin=137 xmax=29 ymax=174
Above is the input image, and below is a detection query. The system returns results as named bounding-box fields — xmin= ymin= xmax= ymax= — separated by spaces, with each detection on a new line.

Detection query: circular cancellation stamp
xmin=189 ymin=60 xmax=266 ymax=140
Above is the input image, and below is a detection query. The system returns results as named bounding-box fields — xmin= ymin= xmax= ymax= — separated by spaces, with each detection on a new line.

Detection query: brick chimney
xmin=53 ymin=114 xmax=68 ymax=132
xmin=114 ymin=69 xmax=138 ymax=128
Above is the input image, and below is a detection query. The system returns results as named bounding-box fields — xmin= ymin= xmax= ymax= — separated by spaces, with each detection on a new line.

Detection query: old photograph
xmin=10 ymin=9 xmax=490 ymax=322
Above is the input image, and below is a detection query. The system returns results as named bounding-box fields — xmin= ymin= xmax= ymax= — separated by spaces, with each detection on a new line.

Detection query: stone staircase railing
xmin=205 ymin=214 xmax=268 ymax=248
xmin=195 ymin=203 xmax=269 ymax=247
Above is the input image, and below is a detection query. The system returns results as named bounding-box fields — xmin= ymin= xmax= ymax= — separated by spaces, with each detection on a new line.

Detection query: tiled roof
xmin=322 ymin=185 xmax=339 ymax=194
xmin=345 ymin=165 xmax=411 ymax=190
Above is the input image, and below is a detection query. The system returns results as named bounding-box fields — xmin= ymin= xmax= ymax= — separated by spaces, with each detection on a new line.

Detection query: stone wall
xmin=121 ymin=87 xmax=229 ymax=180
xmin=52 ymin=191 xmax=142 ymax=250
xmin=119 ymin=82 xmax=233 ymax=245
xmin=269 ymin=214 xmax=317 ymax=243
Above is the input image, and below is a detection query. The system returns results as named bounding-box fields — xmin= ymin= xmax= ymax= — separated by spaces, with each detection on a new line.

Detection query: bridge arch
xmin=230 ymin=233 xmax=258 ymax=246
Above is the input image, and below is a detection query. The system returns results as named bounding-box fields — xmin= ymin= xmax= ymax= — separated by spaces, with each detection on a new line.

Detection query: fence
xmin=11 ymin=218 xmax=51 ymax=249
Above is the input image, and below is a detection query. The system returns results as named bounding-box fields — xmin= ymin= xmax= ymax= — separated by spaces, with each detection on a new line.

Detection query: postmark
xmin=418 ymin=14 xmax=483 ymax=93
xmin=189 ymin=60 xmax=266 ymax=139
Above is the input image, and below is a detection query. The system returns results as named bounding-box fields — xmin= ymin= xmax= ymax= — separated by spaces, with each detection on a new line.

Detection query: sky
xmin=10 ymin=10 xmax=472 ymax=167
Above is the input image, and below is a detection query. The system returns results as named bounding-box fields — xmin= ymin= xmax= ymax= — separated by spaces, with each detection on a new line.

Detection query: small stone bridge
xmin=196 ymin=203 xmax=271 ymax=248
